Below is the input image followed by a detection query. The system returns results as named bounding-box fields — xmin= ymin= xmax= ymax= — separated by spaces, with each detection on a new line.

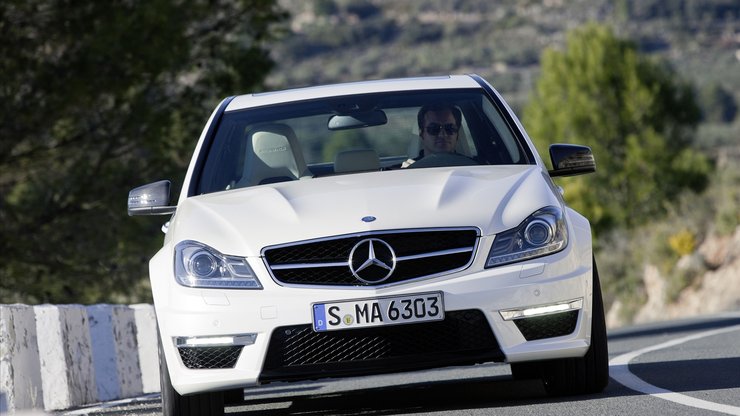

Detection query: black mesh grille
xmin=513 ymin=310 xmax=579 ymax=341
xmin=263 ymin=229 xmax=478 ymax=286
xmin=260 ymin=309 xmax=504 ymax=382
xmin=178 ymin=346 xmax=243 ymax=369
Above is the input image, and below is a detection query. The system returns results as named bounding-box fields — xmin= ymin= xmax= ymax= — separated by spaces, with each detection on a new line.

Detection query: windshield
xmin=196 ymin=89 xmax=534 ymax=195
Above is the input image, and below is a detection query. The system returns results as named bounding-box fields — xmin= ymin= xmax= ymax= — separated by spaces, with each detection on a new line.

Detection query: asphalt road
xmin=61 ymin=311 xmax=740 ymax=416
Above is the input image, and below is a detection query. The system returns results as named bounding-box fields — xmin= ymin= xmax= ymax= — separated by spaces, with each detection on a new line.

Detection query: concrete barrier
xmin=0 ymin=305 xmax=44 ymax=412
xmin=0 ymin=304 xmax=160 ymax=414
xmin=131 ymin=304 xmax=159 ymax=394
xmin=35 ymin=305 xmax=98 ymax=410
xmin=88 ymin=304 xmax=144 ymax=402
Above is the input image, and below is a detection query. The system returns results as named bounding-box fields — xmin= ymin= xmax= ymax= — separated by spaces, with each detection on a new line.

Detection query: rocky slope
xmin=606 ymin=226 xmax=740 ymax=328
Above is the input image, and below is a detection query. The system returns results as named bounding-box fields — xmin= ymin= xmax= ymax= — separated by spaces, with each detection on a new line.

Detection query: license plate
xmin=312 ymin=292 xmax=444 ymax=332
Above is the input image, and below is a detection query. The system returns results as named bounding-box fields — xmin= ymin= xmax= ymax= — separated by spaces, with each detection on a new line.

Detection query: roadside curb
xmin=0 ymin=304 xmax=159 ymax=413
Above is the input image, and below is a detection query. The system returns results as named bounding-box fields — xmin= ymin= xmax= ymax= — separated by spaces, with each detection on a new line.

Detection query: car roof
xmin=225 ymin=75 xmax=483 ymax=112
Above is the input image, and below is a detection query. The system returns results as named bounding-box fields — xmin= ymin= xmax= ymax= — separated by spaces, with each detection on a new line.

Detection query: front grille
xmin=263 ymin=228 xmax=479 ymax=286
xmin=260 ymin=309 xmax=504 ymax=382
xmin=513 ymin=310 xmax=579 ymax=341
xmin=178 ymin=346 xmax=243 ymax=369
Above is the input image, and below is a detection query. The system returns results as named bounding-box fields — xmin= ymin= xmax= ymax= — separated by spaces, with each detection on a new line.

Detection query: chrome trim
xmin=397 ymin=246 xmax=473 ymax=261
xmin=272 ymin=261 xmax=348 ymax=270
xmin=261 ymin=227 xmax=481 ymax=288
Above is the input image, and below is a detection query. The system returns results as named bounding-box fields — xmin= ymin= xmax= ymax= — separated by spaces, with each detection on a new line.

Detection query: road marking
xmin=609 ymin=324 xmax=740 ymax=415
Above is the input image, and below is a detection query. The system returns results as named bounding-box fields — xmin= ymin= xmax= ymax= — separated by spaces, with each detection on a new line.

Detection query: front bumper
xmin=152 ymin=237 xmax=593 ymax=395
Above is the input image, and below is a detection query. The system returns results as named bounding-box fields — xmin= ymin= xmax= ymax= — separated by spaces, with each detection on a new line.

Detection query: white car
xmin=129 ymin=74 xmax=607 ymax=415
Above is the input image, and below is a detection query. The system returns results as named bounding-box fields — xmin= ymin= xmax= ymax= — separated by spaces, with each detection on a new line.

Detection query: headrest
xmin=251 ymin=130 xmax=298 ymax=172
xmin=237 ymin=123 xmax=308 ymax=187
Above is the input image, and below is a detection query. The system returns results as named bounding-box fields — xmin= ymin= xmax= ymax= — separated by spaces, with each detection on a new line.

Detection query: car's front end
xmin=129 ymin=74 xmax=607 ymax=415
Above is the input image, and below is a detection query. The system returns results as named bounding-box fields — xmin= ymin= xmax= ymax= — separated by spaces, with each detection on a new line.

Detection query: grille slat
xmin=263 ymin=229 xmax=479 ymax=286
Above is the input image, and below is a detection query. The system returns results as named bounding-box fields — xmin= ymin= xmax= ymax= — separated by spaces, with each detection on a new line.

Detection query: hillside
xmin=269 ymin=1 xmax=739 ymax=109
xmin=266 ymin=0 xmax=740 ymax=326
xmin=267 ymin=0 xmax=739 ymax=159
xmin=607 ymin=225 xmax=740 ymax=327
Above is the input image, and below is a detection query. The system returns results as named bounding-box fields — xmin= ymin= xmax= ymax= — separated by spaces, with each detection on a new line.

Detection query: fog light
xmin=174 ymin=333 xmax=257 ymax=347
xmin=500 ymin=298 xmax=583 ymax=321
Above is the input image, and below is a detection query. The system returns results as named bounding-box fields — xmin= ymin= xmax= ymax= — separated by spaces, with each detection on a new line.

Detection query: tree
xmin=0 ymin=0 xmax=287 ymax=304
xmin=523 ymin=23 xmax=710 ymax=233
xmin=699 ymin=82 xmax=737 ymax=123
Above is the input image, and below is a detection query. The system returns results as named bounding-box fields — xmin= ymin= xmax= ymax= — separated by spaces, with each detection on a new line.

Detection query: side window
xmin=199 ymin=122 xmax=243 ymax=193
xmin=458 ymin=117 xmax=476 ymax=158
xmin=482 ymin=99 xmax=521 ymax=163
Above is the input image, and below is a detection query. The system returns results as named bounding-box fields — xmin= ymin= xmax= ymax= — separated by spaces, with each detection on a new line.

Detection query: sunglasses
xmin=424 ymin=123 xmax=459 ymax=136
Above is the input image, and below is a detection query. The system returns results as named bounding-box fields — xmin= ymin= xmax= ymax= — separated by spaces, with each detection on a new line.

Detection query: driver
xmin=402 ymin=104 xmax=462 ymax=168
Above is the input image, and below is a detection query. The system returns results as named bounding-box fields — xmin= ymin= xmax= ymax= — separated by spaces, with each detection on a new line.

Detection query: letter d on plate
xmin=313 ymin=304 xmax=327 ymax=331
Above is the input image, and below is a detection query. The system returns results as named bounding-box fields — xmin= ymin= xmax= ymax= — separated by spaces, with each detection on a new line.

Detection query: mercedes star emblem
xmin=349 ymin=238 xmax=396 ymax=284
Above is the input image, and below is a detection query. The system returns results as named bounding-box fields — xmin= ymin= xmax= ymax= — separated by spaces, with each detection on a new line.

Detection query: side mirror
xmin=128 ymin=180 xmax=177 ymax=216
xmin=548 ymin=144 xmax=596 ymax=177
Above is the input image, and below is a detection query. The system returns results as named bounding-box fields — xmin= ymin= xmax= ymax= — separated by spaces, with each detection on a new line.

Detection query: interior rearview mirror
xmin=328 ymin=110 xmax=387 ymax=130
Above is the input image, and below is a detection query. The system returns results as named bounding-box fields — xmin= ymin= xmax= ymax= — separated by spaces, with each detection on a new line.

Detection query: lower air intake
xmin=177 ymin=346 xmax=243 ymax=369
xmin=260 ymin=309 xmax=504 ymax=382
xmin=514 ymin=310 xmax=579 ymax=341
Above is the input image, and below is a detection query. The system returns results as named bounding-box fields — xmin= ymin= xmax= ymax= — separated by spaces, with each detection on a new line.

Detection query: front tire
xmin=158 ymin=332 xmax=225 ymax=416
xmin=511 ymin=258 xmax=609 ymax=395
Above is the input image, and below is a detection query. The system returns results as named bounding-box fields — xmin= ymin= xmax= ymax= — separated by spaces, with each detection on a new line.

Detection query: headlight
xmin=486 ymin=206 xmax=567 ymax=268
xmin=174 ymin=241 xmax=262 ymax=289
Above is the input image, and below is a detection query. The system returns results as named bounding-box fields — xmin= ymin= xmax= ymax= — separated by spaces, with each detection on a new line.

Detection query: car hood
xmin=168 ymin=165 xmax=562 ymax=257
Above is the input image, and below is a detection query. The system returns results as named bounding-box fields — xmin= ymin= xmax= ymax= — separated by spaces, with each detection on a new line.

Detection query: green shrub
xmin=668 ymin=229 xmax=697 ymax=256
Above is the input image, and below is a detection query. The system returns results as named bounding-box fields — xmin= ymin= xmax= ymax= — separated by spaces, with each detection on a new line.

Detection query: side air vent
xmin=177 ymin=346 xmax=243 ymax=369
xmin=513 ymin=310 xmax=579 ymax=341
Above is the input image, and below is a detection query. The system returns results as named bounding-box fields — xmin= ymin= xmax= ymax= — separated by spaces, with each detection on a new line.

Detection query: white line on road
xmin=609 ymin=324 xmax=740 ymax=415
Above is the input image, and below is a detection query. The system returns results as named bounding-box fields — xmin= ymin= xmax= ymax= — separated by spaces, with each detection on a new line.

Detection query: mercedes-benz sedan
xmin=129 ymin=74 xmax=608 ymax=415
